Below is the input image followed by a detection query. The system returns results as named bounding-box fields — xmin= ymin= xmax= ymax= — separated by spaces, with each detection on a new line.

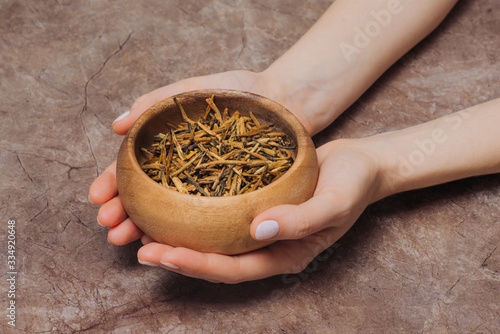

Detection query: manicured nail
xmin=97 ymin=217 xmax=104 ymax=226
xmin=139 ymin=260 xmax=159 ymax=267
xmin=255 ymin=220 xmax=279 ymax=240
xmin=160 ymin=261 xmax=180 ymax=270
xmin=112 ymin=110 xmax=130 ymax=124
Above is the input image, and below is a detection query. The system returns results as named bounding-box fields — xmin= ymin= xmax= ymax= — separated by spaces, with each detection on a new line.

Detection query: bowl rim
xmin=122 ymin=88 xmax=315 ymax=204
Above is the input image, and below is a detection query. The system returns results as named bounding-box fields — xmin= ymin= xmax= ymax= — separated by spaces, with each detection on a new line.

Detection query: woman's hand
xmin=134 ymin=138 xmax=384 ymax=283
xmin=88 ymin=67 xmax=385 ymax=283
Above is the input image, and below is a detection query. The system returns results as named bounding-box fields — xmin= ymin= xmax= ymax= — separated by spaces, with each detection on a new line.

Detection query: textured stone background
xmin=1 ymin=0 xmax=499 ymax=333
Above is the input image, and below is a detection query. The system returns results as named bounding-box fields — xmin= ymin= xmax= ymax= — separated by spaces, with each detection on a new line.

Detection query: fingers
xmin=250 ymin=192 xmax=348 ymax=241
xmin=89 ymin=161 xmax=117 ymax=204
xmin=89 ymin=160 xmax=143 ymax=245
xmin=138 ymin=243 xmax=279 ymax=283
xmin=95 ymin=194 xmax=144 ymax=246
xmin=97 ymin=196 xmax=127 ymax=227
xmin=136 ymin=230 xmax=342 ymax=284
xmin=140 ymin=234 xmax=156 ymax=245
xmin=137 ymin=243 xmax=227 ymax=283
xmin=107 ymin=218 xmax=143 ymax=245
xmin=159 ymin=247 xmax=252 ymax=283
xmin=137 ymin=242 xmax=173 ymax=264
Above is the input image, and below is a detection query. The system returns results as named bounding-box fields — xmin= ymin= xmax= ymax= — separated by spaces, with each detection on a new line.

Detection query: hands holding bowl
xmin=89 ymin=70 xmax=387 ymax=283
xmin=89 ymin=0 xmax=500 ymax=283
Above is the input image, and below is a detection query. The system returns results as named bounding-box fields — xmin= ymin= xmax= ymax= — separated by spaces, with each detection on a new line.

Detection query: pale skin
xmin=89 ymin=0 xmax=500 ymax=283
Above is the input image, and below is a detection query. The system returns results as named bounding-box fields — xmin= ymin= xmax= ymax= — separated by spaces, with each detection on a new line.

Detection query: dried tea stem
xmin=140 ymin=96 xmax=296 ymax=196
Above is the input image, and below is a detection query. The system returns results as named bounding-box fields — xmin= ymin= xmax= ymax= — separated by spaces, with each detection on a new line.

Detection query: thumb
xmin=251 ymin=193 xmax=347 ymax=241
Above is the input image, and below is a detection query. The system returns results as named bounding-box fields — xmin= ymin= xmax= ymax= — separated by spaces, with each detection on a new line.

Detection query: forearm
xmin=263 ymin=0 xmax=458 ymax=135
xmin=368 ymin=98 xmax=500 ymax=201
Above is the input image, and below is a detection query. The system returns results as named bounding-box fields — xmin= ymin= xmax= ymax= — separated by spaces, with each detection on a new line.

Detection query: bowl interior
xmin=132 ymin=90 xmax=301 ymax=175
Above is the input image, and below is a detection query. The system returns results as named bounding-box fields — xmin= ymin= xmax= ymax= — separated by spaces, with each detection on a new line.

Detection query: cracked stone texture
xmin=1 ymin=0 xmax=499 ymax=333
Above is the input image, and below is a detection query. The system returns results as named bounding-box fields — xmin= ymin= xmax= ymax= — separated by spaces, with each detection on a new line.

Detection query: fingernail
xmin=112 ymin=110 xmax=130 ymax=124
xmin=97 ymin=216 xmax=104 ymax=226
xmin=255 ymin=220 xmax=279 ymax=240
xmin=139 ymin=260 xmax=159 ymax=267
xmin=160 ymin=261 xmax=180 ymax=270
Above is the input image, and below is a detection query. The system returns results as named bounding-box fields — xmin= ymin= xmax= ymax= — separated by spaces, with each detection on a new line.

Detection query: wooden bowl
xmin=116 ymin=89 xmax=318 ymax=255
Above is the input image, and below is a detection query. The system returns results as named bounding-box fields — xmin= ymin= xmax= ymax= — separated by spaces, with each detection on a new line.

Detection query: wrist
xmin=361 ymin=133 xmax=406 ymax=202
xmin=260 ymin=66 xmax=348 ymax=136
xmin=320 ymin=138 xmax=388 ymax=205
xmin=361 ymin=126 xmax=441 ymax=201
xmin=361 ymin=99 xmax=500 ymax=200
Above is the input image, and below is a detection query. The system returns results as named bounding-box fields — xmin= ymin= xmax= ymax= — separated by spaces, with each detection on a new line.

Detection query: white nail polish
xmin=139 ymin=260 xmax=159 ymax=267
xmin=255 ymin=220 xmax=279 ymax=240
xmin=160 ymin=261 xmax=180 ymax=270
xmin=112 ymin=110 xmax=130 ymax=125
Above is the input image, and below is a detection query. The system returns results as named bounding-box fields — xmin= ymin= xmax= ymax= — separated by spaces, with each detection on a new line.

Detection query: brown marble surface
xmin=1 ymin=0 xmax=499 ymax=333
